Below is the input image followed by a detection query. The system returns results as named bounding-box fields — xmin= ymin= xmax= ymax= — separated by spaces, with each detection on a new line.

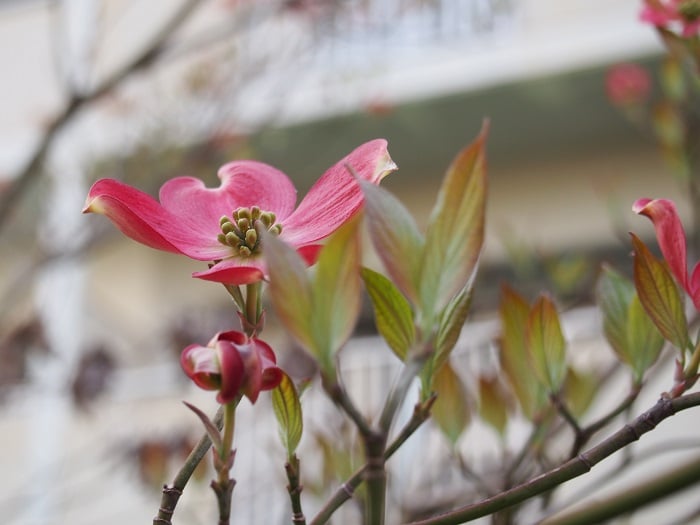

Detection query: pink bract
xmin=83 ymin=140 xmax=396 ymax=285
xmin=180 ymin=331 xmax=282 ymax=404
xmin=640 ymin=0 xmax=700 ymax=37
xmin=633 ymin=197 xmax=700 ymax=309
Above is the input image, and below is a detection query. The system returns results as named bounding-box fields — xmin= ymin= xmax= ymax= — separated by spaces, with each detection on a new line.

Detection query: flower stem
xmin=220 ymin=401 xmax=236 ymax=465
xmin=212 ymin=401 xmax=238 ymax=525
xmin=285 ymin=454 xmax=306 ymax=525
xmin=153 ymin=406 xmax=224 ymax=525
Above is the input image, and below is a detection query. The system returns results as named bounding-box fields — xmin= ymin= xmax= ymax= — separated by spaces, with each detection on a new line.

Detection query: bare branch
xmin=0 ymin=0 xmax=205 ymax=235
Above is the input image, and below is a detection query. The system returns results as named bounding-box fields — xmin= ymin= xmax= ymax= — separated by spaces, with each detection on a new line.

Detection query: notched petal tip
xmin=632 ymin=197 xmax=653 ymax=215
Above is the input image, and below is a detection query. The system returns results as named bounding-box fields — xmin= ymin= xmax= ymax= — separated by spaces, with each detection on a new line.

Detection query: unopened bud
xmin=225 ymin=232 xmax=239 ymax=246
xmin=221 ymin=221 xmax=236 ymax=235
xmin=245 ymin=228 xmax=258 ymax=247
xmin=260 ymin=213 xmax=273 ymax=228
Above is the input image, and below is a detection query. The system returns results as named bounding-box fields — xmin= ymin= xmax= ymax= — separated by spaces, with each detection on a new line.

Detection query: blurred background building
xmin=1 ymin=1 xmax=696 ymax=524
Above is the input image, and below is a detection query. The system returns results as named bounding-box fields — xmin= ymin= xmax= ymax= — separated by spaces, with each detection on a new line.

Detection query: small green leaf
xmin=360 ymin=180 xmax=425 ymax=303
xmin=597 ymin=265 xmax=664 ymax=383
xmin=431 ymin=360 xmax=470 ymax=446
xmin=563 ymin=368 xmax=598 ymax=419
xmin=478 ymin=375 xmax=510 ymax=436
xmin=631 ymin=233 xmax=690 ymax=351
xmin=498 ymin=284 xmax=545 ymax=420
xmin=312 ymin=217 xmax=362 ymax=371
xmin=433 ymin=285 xmax=472 ymax=372
xmin=597 ymin=265 xmax=636 ymax=364
xmin=361 ymin=267 xmax=415 ymax=360
xmin=627 ymin=294 xmax=665 ymax=383
xmin=265 ymin=219 xmax=363 ymax=374
xmin=264 ymin=231 xmax=315 ymax=354
xmin=272 ymin=371 xmax=303 ymax=458
xmin=419 ymin=122 xmax=488 ymax=324
xmin=527 ymin=294 xmax=567 ymax=393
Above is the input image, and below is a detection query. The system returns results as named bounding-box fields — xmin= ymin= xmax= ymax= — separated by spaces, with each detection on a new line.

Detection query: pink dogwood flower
xmin=640 ymin=0 xmax=700 ymax=37
xmin=180 ymin=330 xmax=282 ymax=404
xmin=633 ymin=197 xmax=700 ymax=308
xmin=83 ymin=140 xmax=396 ymax=285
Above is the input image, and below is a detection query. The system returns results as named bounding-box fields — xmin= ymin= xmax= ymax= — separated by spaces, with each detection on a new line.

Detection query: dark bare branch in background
xmin=0 ymin=0 xmax=205 ymax=235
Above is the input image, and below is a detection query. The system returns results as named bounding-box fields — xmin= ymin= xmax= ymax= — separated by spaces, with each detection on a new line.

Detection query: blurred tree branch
xmin=0 ymin=0 xmax=205 ymax=235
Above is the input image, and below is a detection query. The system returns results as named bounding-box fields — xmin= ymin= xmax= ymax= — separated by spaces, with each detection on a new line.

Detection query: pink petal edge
xmin=282 ymin=139 xmax=397 ymax=245
xmin=633 ymin=197 xmax=689 ymax=291
xmin=84 ymin=179 xmax=229 ymax=261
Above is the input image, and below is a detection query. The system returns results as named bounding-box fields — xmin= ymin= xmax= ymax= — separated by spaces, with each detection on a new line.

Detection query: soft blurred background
xmin=1 ymin=1 xmax=697 ymax=524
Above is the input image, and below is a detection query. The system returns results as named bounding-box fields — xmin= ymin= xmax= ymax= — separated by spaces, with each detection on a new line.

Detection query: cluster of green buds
xmin=217 ymin=206 xmax=283 ymax=257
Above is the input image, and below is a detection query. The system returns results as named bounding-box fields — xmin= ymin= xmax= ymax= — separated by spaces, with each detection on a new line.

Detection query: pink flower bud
xmin=180 ymin=331 xmax=283 ymax=404
xmin=606 ymin=64 xmax=652 ymax=107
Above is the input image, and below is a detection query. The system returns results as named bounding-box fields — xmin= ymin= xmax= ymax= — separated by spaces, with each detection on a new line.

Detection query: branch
xmin=153 ymin=406 xmax=224 ymax=525
xmin=404 ymin=391 xmax=700 ymax=525
xmin=285 ymin=455 xmax=306 ymax=525
xmin=539 ymin=454 xmax=700 ymax=525
xmin=0 ymin=0 xmax=205 ymax=234
xmin=310 ymin=395 xmax=436 ymax=525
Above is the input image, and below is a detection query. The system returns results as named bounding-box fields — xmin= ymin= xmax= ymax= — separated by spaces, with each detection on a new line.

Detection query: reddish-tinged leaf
xmin=361 ymin=267 xmax=415 ymax=361
xmin=360 ymin=181 xmax=424 ymax=303
xmin=266 ymin=220 xmax=362 ymax=374
xmin=432 ymin=360 xmax=470 ymax=445
xmin=631 ymin=233 xmax=690 ymax=351
xmin=527 ymin=295 xmax=567 ymax=394
xmin=419 ymin=122 xmax=488 ymax=324
xmin=433 ymin=285 xmax=472 ymax=372
xmin=478 ymin=375 xmax=510 ymax=436
xmin=272 ymin=371 xmax=303 ymax=458
xmin=312 ymin=217 xmax=362 ymax=370
xmin=263 ymin=231 xmax=315 ymax=354
xmin=597 ymin=265 xmax=664 ymax=383
xmin=183 ymin=401 xmax=223 ymax=452
xmin=597 ymin=265 xmax=635 ymax=364
xmin=499 ymin=285 xmax=545 ymax=420
xmin=626 ymin=294 xmax=664 ymax=383
xmin=563 ymin=368 xmax=598 ymax=419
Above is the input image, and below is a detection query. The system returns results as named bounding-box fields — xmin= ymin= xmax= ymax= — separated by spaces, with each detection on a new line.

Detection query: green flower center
xmin=217 ymin=206 xmax=283 ymax=257
xmin=680 ymin=0 xmax=700 ymax=21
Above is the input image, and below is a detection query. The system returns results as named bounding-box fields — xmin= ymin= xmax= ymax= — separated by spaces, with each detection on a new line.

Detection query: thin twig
xmin=310 ymin=395 xmax=436 ymax=525
xmin=153 ymin=406 xmax=224 ymax=525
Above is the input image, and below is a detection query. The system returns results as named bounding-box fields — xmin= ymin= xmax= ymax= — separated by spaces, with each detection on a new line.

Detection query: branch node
xmin=576 ymin=453 xmax=593 ymax=472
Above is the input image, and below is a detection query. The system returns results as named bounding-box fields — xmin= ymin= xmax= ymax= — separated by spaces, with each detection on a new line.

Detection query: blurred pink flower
xmin=640 ymin=0 xmax=700 ymax=37
xmin=633 ymin=198 xmax=700 ymax=308
xmin=180 ymin=331 xmax=282 ymax=404
xmin=605 ymin=63 xmax=652 ymax=106
xmin=83 ymin=140 xmax=396 ymax=285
